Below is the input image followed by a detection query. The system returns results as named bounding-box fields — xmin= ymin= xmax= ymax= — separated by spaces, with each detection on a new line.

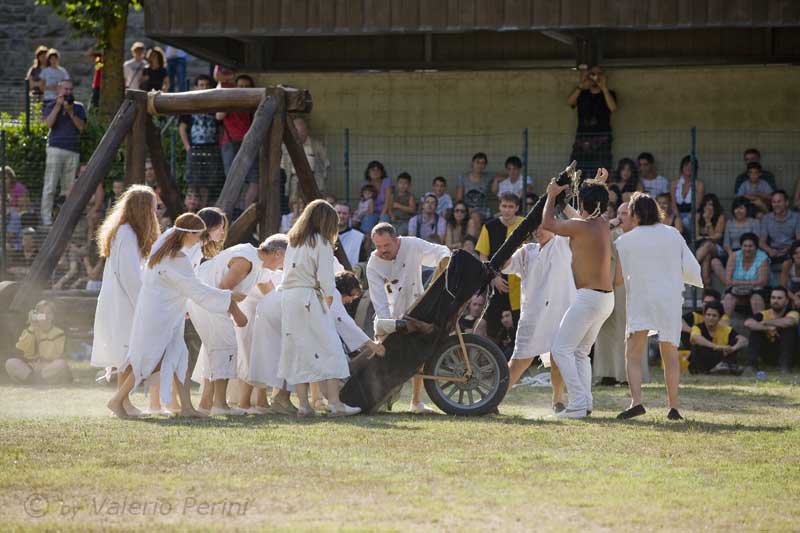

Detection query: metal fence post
xmin=170 ymin=124 xmax=176 ymax=181
xmin=344 ymin=128 xmax=350 ymax=204
xmin=690 ymin=126 xmax=698 ymax=305
xmin=1 ymin=131 xmax=7 ymax=279
xmin=522 ymin=127 xmax=529 ymax=212
xmin=24 ymin=79 xmax=30 ymax=136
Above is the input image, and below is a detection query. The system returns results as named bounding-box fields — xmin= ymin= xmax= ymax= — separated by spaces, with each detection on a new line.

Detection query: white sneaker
xmin=328 ymin=403 xmax=361 ymax=417
xmin=554 ymin=408 xmax=588 ymax=419
xmin=410 ymin=402 xmax=435 ymax=414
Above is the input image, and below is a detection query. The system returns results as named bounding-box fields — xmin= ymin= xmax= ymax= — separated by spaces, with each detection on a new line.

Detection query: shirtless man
xmin=541 ymin=171 xmax=614 ymax=418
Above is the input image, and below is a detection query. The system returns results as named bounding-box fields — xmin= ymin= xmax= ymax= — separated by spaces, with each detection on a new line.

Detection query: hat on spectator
xmin=47 ymin=48 xmax=60 ymax=59
xmin=131 ymin=41 xmax=145 ymax=52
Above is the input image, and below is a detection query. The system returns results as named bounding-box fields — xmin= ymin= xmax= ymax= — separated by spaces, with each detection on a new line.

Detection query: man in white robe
xmin=502 ymin=226 xmax=575 ymax=412
xmin=366 ymin=222 xmax=451 ymax=413
xmin=615 ymin=193 xmax=702 ymax=421
xmin=335 ymin=202 xmax=365 ymax=268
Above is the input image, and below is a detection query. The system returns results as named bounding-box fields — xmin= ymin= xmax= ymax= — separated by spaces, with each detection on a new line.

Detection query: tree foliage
xmin=34 ymin=0 xmax=141 ymax=49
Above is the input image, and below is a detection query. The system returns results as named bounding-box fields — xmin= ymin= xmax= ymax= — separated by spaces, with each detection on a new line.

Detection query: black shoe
xmin=616 ymin=404 xmax=646 ymax=420
xmin=553 ymin=402 xmax=566 ymax=414
xmin=598 ymin=377 xmax=618 ymax=386
xmin=667 ymin=408 xmax=684 ymax=421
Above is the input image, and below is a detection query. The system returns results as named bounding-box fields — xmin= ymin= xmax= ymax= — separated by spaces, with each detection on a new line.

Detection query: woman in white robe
xmin=107 ymin=213 xmax=246 ymax=418
xmin=502 ymin=227 xmax=575 ymax=410
xmin=277 ymin=199 xmax=361 ymax=417
xmin=91 ymin=185 xmax=160 ymax=417
xmin=615 ymin=193 xmax=702 ymax=421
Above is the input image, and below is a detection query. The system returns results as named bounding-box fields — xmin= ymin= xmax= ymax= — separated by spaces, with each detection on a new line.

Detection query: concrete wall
xmin=256 ymin=66 xmax=800 ymax=204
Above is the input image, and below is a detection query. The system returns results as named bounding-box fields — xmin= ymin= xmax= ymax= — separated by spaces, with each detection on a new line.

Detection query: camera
xmin=29 ymin=312 xmax=48 ymax=322
xmin=64 ymin=94 xmax=75 ymax=105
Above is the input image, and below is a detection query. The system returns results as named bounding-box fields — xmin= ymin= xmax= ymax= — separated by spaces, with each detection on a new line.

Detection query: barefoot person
xmin=189 ymin=238 xmax=278 ymax=415
xmin=91 ymin=185 xmax=160 ymax=416
xmin=541 ymin=170 xmax=615 ymax=419
xmin=367 ymin=222 xmax=451 ymax=413
xmin=277 ymin=200 xmax=362 ymax=417
xmin=615 ymin=192 xmax=702 ymax=420
xmin=108 ymin=213 xmax=247 ymax=418
xmin=502 ymin=224 xmax=575 ymax=413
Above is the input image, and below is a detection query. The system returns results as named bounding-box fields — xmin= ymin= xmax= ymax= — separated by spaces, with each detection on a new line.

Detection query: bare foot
xmin=122 ymin=398 xmax=141 ymax=417
xmin=179 ymin=408 xmax=208 ymax=418
xmin=108 ymin=398 xmax=130 ymax=419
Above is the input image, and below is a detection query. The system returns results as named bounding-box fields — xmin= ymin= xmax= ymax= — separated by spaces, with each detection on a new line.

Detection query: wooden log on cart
xmin=148 ymin=87 xmax=312 ymax=115
xmin=11 ymin=97 xmax=139 ymax=312
xmin=144 ymin=119 xmax=183 ymax=220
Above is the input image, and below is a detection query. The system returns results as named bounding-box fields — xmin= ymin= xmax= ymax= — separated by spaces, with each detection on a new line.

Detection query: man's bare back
xmin=541 ymin=178 xmax=612 ymax=292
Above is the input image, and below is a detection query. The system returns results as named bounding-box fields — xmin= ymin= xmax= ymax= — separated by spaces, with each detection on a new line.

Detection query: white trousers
xmin=551 ymin=288 xmax=615 ymax=412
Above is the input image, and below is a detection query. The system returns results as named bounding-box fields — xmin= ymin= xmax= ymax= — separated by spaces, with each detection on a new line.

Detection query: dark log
xmin=260 ymin=89 xmax=285 ymax=240
xmin=124 ymin=90 xmax=148 ymax=186
xmin=149 ymin=87 xmax=311 ymax=115
xmin=11 ymin=98 xmax=138 ymax=312
xmin=144 ymin=119 xmax=183 ymax=220
xmin=282 ymin=115 xmax=353 ymax=270
xmin=224 ymin=203 xmax=259 ymax=247
xmin=215 ymin=96 xmax=277 ymax=218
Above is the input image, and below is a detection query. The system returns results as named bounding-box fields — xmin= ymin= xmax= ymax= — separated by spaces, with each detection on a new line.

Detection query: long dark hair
xmin=613 ymin=158 xmax=640 ymax=192
xmin=197 ymin=207 xmax=228 ymax=259
xmin=698 ymin=193 xmax=723 ymax=226
xmin=447 ymin=201 xmax=469 ymax=231
xmin=363 ymin=160 xmax=387 ymax=182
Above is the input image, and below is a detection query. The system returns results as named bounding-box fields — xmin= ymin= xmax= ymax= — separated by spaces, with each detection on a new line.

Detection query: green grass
xmin=1 ymin=362 xmax=799 ymax=531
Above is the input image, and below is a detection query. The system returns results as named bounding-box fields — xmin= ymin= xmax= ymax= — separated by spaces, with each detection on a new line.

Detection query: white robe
xmin=124 ymin=252 xmax=231 ymax=405
xmin=236 ymin=268 xmax=282 ymax=382
xmin=616 ymin=223 xmax=703 ymax=347
xmin=502 ymin=236 xmax=575 ymax=359
xmin=91 ymin=224 xmax=145 ymax=369
xmin=338 ymin=228 xmax=364 ymax=267
xmin=189 ymin=244 xmax=263 ymax=382
xmin=366 ymin=236 xmax=451 ymax=324
xmin=277 ymin=239 xmax=350 ymax=385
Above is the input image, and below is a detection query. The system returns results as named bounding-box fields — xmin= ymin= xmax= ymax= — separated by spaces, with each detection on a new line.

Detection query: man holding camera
xmin=567 ymin=65 xmax=618 ymax=180
xmin=41 ymin=79 xmax=86 ymax=226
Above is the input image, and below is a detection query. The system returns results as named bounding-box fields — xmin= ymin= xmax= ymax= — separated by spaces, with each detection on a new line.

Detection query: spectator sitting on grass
xmin=721 ymin=233 xmax=769 ymax=317
xmin=689 ymin=300 xmax=747 ymax=375
xmin=743 ymin=286 xmax=799 ymax=374
xmin=759 ymin=190 xmax=800 ymax=265
xmin=734 ymin=148 xmax=777 ymax=195
xmin=390 ymin=172 xmax=417 ymax=236
xmin=5 ymin=300 xmax=71 ymax=384
xmin=681 ymin=288 xmax=730 ymax=348
xmin=780 ymin=241 xmax=800 ymax=310
xmin=736 ymin=162 xmax=773 ymax=215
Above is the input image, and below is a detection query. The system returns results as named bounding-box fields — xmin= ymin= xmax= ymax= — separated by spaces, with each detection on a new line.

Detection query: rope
xmin=146 ymin=90 xmax=161 ymax=116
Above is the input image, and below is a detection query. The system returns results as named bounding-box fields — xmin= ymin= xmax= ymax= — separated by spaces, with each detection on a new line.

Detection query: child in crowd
xmin=352 ymin=184 xmax=375 ymax=228
xmin=428 ymin=176 xmax=453 ymax=218
xmin=391 ymin=172 xmax=417 ymax=235
xmin=5 ymin=300 xmax=72 ymax=385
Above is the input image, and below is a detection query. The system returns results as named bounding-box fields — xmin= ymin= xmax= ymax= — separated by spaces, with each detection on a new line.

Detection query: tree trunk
xmin=98 ymin=8 xmax=128 ymax=123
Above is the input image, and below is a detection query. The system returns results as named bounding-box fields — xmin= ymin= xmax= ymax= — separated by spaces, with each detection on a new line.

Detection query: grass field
xmin=1 ymin=362 xmax=799 ymax=531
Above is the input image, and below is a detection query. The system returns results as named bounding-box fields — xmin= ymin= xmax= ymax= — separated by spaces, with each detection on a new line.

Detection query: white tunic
xmin=91 ymin=224 xmax=145 ymax=369
xmin=124 ymin=252 xmax=231 ymax=405
xmin=616 ymin=224 xmax=703 ymax=347
xmin=338 ymin=228 xmax=365 ymax=267
xmin=189 ymin=244 xmax=263 ymax=382
xmin=277 ymin=239 xmax=350 ymax=385
xmin=236 ymin=268 xmax=282 ymax=381
xmin=366 ymin=236 xmax=451 ymax=323
xmin=502 ymin=236 xmax=575 ymax=359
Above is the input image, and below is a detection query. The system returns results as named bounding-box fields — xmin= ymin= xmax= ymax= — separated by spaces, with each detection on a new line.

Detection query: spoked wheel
xmin=422 ymin=333 xmax=509 ymax=416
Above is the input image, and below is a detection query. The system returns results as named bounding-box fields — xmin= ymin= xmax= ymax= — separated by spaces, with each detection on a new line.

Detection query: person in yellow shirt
xmin=5 ymin=300 xmax=71 ymax=384
xmin=744 ymin=287 xmax=799 ymax=374
xmin=475 ymin=192 xmax=524 ymax=342
xmin=689 ymin=301 xmax=747 ymax=375
xmin=680 ymin=288 xmax=730 ymax=349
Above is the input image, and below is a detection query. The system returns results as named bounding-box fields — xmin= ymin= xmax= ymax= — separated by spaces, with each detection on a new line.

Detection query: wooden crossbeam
xmin=148 ymin=87 xmax=312 ymax=115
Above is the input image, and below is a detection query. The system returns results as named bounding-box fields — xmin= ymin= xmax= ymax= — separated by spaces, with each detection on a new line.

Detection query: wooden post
xmin=260 ymin=88 xmax=286 ymax=240
xmin=124 ymin=90 xmax=148 ymax=186
xmin=224 ymin=203 xmax=259 ymax=248
xmin=144 ymin=119 xmax=183 ymax=220
xmin=215 ymin=96 xmax=277 ymax=218
xmin=283 ymin=116 xmax=352 ymax=271
xmin=11 ymin=98 xmax=139 ymax=312
xmin=149 ymin=87 xmax=312 ymax=115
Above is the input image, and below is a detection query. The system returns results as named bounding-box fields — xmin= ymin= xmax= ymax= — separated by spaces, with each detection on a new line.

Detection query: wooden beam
xmin=144 ymin=119 xmax=183 ymax=220
xmin=224 ymin=202 xmax=259 ymax=247
xmin=215 ymin=96 xmax=277 ymax=218
xmin=124 ymin=90 xmax=148 ymax=186
xmin=283 ymin=116 xmax=352 ymax=271
xmin=149 ymin=87 xmax=312 ymax=115
xmin=11 ymin=97 xmax=139 ymax=312
xmin=260 ymin=89 xmax=286 ymax=240
xmin=540 ymin=30 xmax=575 ymax=46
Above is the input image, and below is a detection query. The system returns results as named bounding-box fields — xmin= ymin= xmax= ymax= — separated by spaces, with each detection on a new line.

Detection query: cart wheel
xmin=423 ymin=333 xmax=509 ymax=416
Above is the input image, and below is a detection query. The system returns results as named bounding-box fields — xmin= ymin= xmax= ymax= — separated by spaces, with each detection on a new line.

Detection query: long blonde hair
xmin=287 ymin=199 xmax=338 ymax=248
xmin=196 ymin=207 xmax=228 ymax=259
xmin=96 ymin=185 xmax=160 ymax=259
xmin=148 ymin=213 xmax=206 ymax=268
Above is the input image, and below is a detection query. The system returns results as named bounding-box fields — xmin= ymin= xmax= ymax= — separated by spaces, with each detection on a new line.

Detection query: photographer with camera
xmin=567 ymin=65 xmax=618 ymax=180
xmin=41 ymin=79 xmax=86 ymax=226
xmin=5 ymin=300 xmax=72 ymax=385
